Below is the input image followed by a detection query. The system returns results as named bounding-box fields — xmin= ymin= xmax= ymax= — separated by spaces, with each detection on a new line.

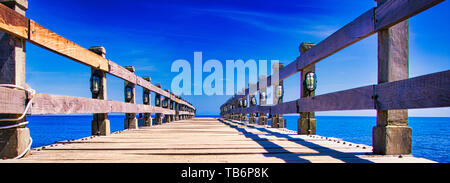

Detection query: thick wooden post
xmin=0 ymin=0 xmax=30 ymax=159
xmin=373 ymin=0 xmax=411 ymax=155
xmin=272 ymin=63 xmax=285 ymax=128
xmin=89 ymin=46 xmax=110 ymax=136
xmin=240 ymin=95 xmax=248 ymax=122
xmin=297 ymin=42 xmax=317 ymax=135
xmin=258 ymin=76 xmax=268 ymax=125
xmin=154 ymin=84 xmax=162 ymax=125
xmin=142 ymin=77 xmax=152 ymax=126
xmin=162 ymin=89 xmax=170 ymax=123
xmin=248 ymin=83 xmax=257 ymax=124
xmin=169 ymin=94 xmax=174 ymax=122
xmin=124 ymin=66 xmax=138 ymax=129
xmin=174 ymin=100 xmax=179 ymax=121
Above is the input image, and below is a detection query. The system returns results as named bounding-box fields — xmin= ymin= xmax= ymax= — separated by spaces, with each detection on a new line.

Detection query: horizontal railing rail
xmin=220 ymin=0 xmax=449 ymax=155
xmin=0 ymin=3 xmax=195 ymax=113
xmin=0 ymin=3 xmax=195 ymax=117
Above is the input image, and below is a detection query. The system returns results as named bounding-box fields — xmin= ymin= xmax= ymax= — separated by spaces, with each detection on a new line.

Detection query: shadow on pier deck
xmin=2 ymin=118 xmax=434 ymax=163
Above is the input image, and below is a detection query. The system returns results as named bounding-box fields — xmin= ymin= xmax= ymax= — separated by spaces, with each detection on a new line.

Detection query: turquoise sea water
xmin=25 ymin=115 xmax=449 ymax=163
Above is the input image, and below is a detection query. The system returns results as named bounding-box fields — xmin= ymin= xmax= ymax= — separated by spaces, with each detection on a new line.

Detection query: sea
xmin=25 ymin=115 xmax=449 ymax=163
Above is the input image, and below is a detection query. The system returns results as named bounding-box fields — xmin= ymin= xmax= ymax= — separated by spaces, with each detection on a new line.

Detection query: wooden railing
xmin=220 ymin=0 xmax=449 ymax=155
xmin=0 ymin=1 xmax=195 ymax=158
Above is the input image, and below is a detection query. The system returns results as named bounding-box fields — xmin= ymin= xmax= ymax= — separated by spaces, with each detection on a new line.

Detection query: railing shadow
xmin=218 ymin=118 xmax=373 ymax=163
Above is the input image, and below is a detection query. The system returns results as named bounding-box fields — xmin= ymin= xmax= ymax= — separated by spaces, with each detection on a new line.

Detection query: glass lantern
xmin=276 ymin=85 xmax=283 ymax=99
xmin=250 ymin=96 xmax=257 ymax=106
xmin=143 ymin=91 xmax=149 ymax=104
xmin=125 ymin=85 xmax=133 ymax=102
xmin=155 ymin=95 xmax=161 ymax=106
xmin=90 ymin=74 xmax=101 ymax=96
xmin=304 ymin=72 xmax=317 ymax=92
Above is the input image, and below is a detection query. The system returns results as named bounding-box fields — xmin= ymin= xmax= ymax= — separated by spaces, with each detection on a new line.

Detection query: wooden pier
xmin=1 ymin=118 xmax=434 ymax=163
xmin=0 ymin=0 xmax=449 ymax=163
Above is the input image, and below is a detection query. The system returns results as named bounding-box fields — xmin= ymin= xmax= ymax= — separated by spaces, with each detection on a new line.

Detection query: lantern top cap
xmin=0 ymin=0 xmax=28 ymax=10
xmin=124 ymin=66 xmax=135 ymax=72
xmin=89 ymin=46 xmax=106 ymax=57
xmin=143 ymin=77 xmax=151 ymax=81
xmin=299 ymin=42 xmax=315 ymax=54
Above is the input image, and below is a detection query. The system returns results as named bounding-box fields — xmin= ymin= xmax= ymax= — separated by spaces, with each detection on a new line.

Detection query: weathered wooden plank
xmin=297 ymin=8 xmax=375 ymax=70
xmin=108 ymin=60 xmax=136 ymax=84
xmin=30 ymin=93 xmax=110 ymax=114
xmin=28 ymin=20 xmax=109 ymax=71
xmin=3 ymin=118 xmax=435 ymax=163
xmin=375 ymin=70 xmax=450 ymax=110
xmin=375 ymin=0 xmax=444 ymax=30
xmin=223 ymin=70 xmax=450 ymax=114
xmin=279 ymin=61 xmax=298 ymax=81
xmin=271 ymin=100 xmax=298 ymax=114
xmin=298 ymin=85 xmax=374 ymax=112
xmin=0 ymin=89 xmax=178 ymax=114
xmin=233 ymin=0 xmax=444 ymax=94
xmin=0 ymin=3 xmax=28 ymax=38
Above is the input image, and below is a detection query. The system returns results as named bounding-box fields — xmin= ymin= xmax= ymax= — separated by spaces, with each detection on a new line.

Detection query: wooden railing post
xmin=174 ymin=99 xmax=179 ymax=121
xmin=240 ymin=94 xmax=248 ymax=122
xmin=153 ymin=84 xmax=162 ymax=125
xmin=142 ymin=77 xmax=152 ymax=126
xmin=373 ymin=0 xmax=411 ymax=155
xmin=124 ymin=66 xmax=138 ymax=129
xmin=258 ymin=76 xmax=268 ymax=125
xmin=0 ymin=0 xmax=30 ymax=159
xmin=89 ymin=46 xmax=110 ymax=136
xmin=272 ymin=63 xmax=285 ymax=128
xmin=169 ymin=94 xmax=174 ymax=122
xmin=297 ymin=42 xmax=317 ymax=135
xmin=248 ymin=83 xmax=257 ymax=124
xmin=162 ymin=89 xmax=170 ymax=123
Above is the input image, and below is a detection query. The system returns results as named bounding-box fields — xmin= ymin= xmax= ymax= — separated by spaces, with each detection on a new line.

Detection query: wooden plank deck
xmin=1 ymin=118 xmax=435 ymax=163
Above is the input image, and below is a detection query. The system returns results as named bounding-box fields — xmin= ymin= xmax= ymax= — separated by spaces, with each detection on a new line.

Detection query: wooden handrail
xmin=223 ymin=0 xmax=444 ymax=97
xmin=221 ymin=0 xmax=448 ymax=115
xmin=0 ymin=3 xmax=195 ymax=110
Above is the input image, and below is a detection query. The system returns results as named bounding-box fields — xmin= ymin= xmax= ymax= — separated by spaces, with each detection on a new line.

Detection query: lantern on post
xmin=304 ymin=71 xmax=317 ymax=95
xmin=243 ymin=98 xmax=247 ymax=108
xmin=260 ymin=91 xmax=267 ymax=103
xmin=143 ymin=90 xmax=150 ymax=104
xmin=162 ymin=98 xmax=169 ymax=108
xmin=250 ymin=96 xmax=257 ymax=106
xmin=90 ymin=73 xmax=101 ymax=97
xmin=155 ymin=95 xmax=161 ymax=106
xmin=124 ymin=84 xmax=133 ymax=102
xmin=276 ymin=85 xmax=283 ymax=99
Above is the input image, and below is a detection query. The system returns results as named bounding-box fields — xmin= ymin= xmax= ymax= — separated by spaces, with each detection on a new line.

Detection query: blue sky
xmin=24 ymin=0 xmax=449 ymax=116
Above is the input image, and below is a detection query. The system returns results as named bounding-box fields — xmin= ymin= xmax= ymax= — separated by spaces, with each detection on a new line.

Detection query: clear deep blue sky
xmin=24 ymin=0 xmax=449 ymax=116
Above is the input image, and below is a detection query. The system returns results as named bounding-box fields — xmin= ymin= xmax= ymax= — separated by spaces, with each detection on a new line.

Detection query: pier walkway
xmin=0 ymin=0 xmax=448 ymax=162
xmin=3 ymin=118 xmax=434 ymax=163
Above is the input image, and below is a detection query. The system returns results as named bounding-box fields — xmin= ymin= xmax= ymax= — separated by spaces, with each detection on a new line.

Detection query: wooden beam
xmin=0 ymin=3 xmax=28 ymax=38
xmin=223 ymin=70 xmax=450 ymax=114
xmin=271 ymin=100 xmax=298 ymax=114
xmin=0 ymin=88 xmax=179 ymax=115
xmin=240 ymin=0 xmax=444 ymax=93
xmin=298 ymin=85 xmax=374 ymax=112
xmin=375 ymin=70 xmax=450 ymax=110
xmin=0 ymin=6 xmax=195 ymax=110
xmin=28 ymin=20 xmax=109 ymax=71
xmin=297 ymin=8 xmax=375 ymax=70
xmin=374 ymin=0 xmax=445 ymax=30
